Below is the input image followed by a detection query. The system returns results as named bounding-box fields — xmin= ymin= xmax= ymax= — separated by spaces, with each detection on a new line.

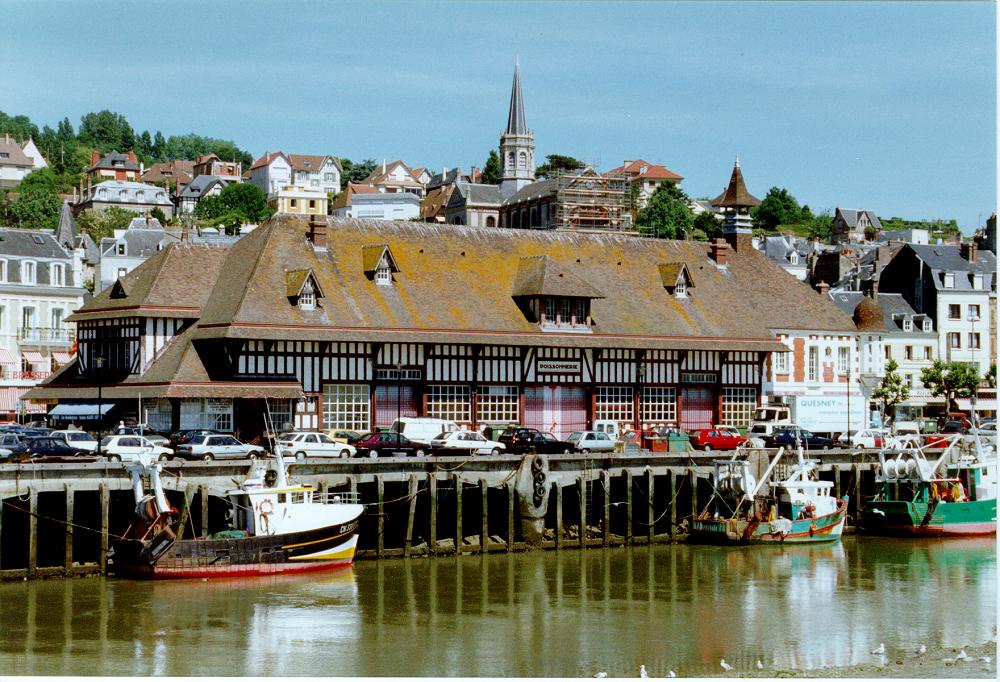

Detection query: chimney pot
xmin=91 ymin=150 xmax=100 ymax=166
xmin=127 ymin=150 xmax=137 ymax=163
xmin=815 ymin=280 xmax=830 ymax=296
xmin=710 ymin=238 xmax=729 ymax=265
xmin=960 ymin=241 xmax=977 ymax=262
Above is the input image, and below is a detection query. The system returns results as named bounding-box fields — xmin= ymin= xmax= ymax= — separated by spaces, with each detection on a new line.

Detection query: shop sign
xmin=537 ymin=359 xmax=581 ymax=375
xmin=681 ymin=372 xmax=715 ymax=384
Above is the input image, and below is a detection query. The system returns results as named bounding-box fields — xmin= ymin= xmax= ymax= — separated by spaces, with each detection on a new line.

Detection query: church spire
xmin=54 ymin=201 xmax=78 ymax=249
xmin=505 ymin=59 xmax=528 ymax=136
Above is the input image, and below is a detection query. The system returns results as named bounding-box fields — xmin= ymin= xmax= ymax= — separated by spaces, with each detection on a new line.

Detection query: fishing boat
xmin=111 ymin=450 xmax=364 ymax=579
xmin=861 ymin=434 xmax=996 ymax=537
xmin=690 ymin=447 xmax=848 ymax=544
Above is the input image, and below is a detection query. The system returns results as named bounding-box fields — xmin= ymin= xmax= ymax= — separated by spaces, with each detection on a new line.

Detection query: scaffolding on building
xmin=551 ymin=171 xmax=633 ymax=233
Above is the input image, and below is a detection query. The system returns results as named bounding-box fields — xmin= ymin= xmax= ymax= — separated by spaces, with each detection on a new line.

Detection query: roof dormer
xmin=658 ymin=262 xmax=694 ymax=298
xmin=110 ymin=278 xmax=129 ymax=299
xmin=286 ymin=268 xmax=324 ymax=310
xmin=511 ymin=255 xmax=604 ymax=333
xmin=362 ymin=244 xmax=399 ymax=286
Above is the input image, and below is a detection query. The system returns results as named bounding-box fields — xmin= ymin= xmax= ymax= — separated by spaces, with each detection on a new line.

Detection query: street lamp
xmin=94 ymin=355 xmax=105 ymax=456
xmin=396 ymin=361 xmax=402 ymax=448
xmin=968 ymin=311 xmax=980 ymax=425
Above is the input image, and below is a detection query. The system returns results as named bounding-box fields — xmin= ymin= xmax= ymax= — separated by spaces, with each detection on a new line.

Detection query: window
xmin=0 ymin=259 xmax=6 ymax=282
xmin=427 ymin=385 xmax=471 ymax=422
xmin=675 ymin=276 xmax=687 ymax=298
xmin=21 ymin=306 xmax=35 ymax=329
xmin=374 ymin=262 xmax=392 ymax=286
xmin=969 ymin=305 xmax=981 ymax=321
xmin=641 ymin=386 xmax=676 ymax=423
xmin=290 ymin=199 xmax=298 ymax=208
xmin=322 ymin=384 xmax=370 ymax=431
xmin=925 ymin=346 xmax=933 ymax=360
xmin=595 ymin=386 xmax=634 ymax=422
xmin=51 ymin=308 xmax=63 ymax=329
xmin=838 ymin=347 xmax=849 ymax=374
xmin=943 ymin=272 xmax=955 ymax=288
xmin=299 ymin=280 xmax=316 ymax=310
xmin=507 ymin=152 xmax=515 ymax=170
xmin=973 ymin=274 xmax=984 ymax=289
xmin=0 ymin=152 xmax=8 ymax=159
xmin=922 ymin=319 xmax=932 ymax=332
xmin=518 ymin=152 xmax=527 ymax=170
xmin=905 ymin=374 xmax=913 ymax=388
xmin=948 ymin=332 xmax=961 ymax=349
xmin=722 ymin=388 xmax=757 ymax=428
xmin=308 ymin=199 xmax=316 ymax=208
xmin=116 ymin=243 xmax=126 ymax=256
xmin=774 ymin=348 xmax=789 ymax=374
xmin=948 ymin=304 xmax=961 ymax=319
xmin=904 ymin=346 xmax=913 ymax=360
xmin=574 ymin=299 xmax=586 ymax=325
xmin=205 ymin=399 xmax=233 ymax=431
xmin=0 ymin=306 xmax=4 ymax=331
xmin=808 ymin=347 xmax=818 ymax=382
xmin=324 ymin=173 xmax=335 ymax=182
xmin=543 ymin=298 xmax=556 ymax=323
xmin=559 ymin=299 xmax=571 ymax=325
xmin=477 ymin=385 xmax=519 ymax=423
xmin=968 ymin=333 xmax=981 ymax=349
xmin=267 ymin=399 xmax=295 ymax=432
xmin=117 ymin=267 xmax=128 ymax=279
xmin=902 ymin=319 xmax=912 ymax=332
xmin=22 ymin=261 xmax=36 ymax=284
xmin=50 ymin=263 xmax=64 ymax=286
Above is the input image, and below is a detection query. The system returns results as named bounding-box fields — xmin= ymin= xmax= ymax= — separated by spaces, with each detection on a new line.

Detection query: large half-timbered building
xmin=30 ymin=214 xmax=856 ymax=441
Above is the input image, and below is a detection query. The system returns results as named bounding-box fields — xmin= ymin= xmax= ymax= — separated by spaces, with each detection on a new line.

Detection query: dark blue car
xmin=765 ymin=428 xmax=833 ymax=450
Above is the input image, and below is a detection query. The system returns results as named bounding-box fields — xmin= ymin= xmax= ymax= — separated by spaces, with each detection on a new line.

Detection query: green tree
xmin=809 ymin=211 xmax=834 ymax=241
xmin=76 ymin=206 xmax=137 ymax=242
xmin=481 ymin=150 xmax=501 ymax=185
xmin=635 ymin=181 xmax=693 ymax=240
xmin=534 ymin=154 xmax=585 ymax=179
xmin=159 ymin=133 xmax=252 ymax=166
xmin=872 ymin=359 xmax=910 ymax=428
xmin=692 ymin=211 xmax=723 ymax=241
xmin=194 ymin=182 xmax=273 ymax=233
xmin=78 ymin=110 xmax=136 ymax=153
xmin=986 ymin=364 xmax=997 ymax=389
xmin=339 ymin=158 xmax=378 ymax=190
xmin=149 ymin=207 xmax=168 ymax=225
xmin=9 ymin=168 xmax=62 ymax=229
xmin=920 ymin=361 xmax=981 ymax=413
xmin=752 ymin=186 xmax=802 ymax=232
xmin=0 ymin=111 xmax=39 ymax=140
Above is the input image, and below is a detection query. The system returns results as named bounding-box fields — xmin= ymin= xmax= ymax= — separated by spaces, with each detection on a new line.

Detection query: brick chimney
xmin=723 ymin=231 xmax=753 ymax=253
xmin=815 ymin=280 xmax=830 ymax=297
xmin=308 ymin=214 xmax=328 ymax=249
xmin=710 ymin=238 xmax=729 ymax=265
xmin=876 ymin=245 xmax=893 ymax=264
xmin=960 ymin=241 xmax=978 ymax=262
xmin=127 ymin=150 xmax=137 ymax=163
xmin=91 ymin=150 xmax=100 ymax=166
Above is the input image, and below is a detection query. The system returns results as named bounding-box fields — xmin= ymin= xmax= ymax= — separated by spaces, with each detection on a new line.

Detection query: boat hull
xmin=690 ymin=499 xmax=847 ymax=545
xmin=861 ymin=498 xmax=996 ymax=537
xmin=113 ymin=511 xmax=362 ymax=580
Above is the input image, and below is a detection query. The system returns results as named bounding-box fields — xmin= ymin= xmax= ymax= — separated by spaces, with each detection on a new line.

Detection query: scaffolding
xmin=551 ymin=171 xmax=633 ymax=233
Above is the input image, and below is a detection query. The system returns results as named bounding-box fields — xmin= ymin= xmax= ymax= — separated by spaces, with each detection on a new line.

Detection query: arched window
xmin=518 ymin=152 xmax=527 ymax=170
xmin=375 ymin=256 xmax=392 ymax=286
xmin=507 ymin=152 xmax=515 ymax=170
xmin=486 ymin=216 xmax=496 ymax=227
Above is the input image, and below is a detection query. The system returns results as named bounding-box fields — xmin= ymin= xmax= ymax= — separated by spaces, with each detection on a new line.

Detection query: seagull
xmin=756 ymin=660 xmax=764 ymax=670
xmin=594 ymin=673 xmax=607 ymax=679
xmin=640 ymin=665 xmax=649 ymax=678
xmin=668 ymin=671 xmax=676 ymax=678
xmin=955 ymin=649 xmax=968 ymax=661
xmin=720 ymin=659 xmax=733 ymax=672
xmin=916 ymin=645 xmax=926 ymax=656
xmin=871 ymin=643 xmax=885 ymax=655
xmin=979 ymin=656 xmax=991 ymax=663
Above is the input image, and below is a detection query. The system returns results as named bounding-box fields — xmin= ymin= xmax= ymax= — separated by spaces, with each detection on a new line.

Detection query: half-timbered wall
xmin=141 ymin=317 xmax=187 ymax=371
xmin=77 ymin=317 xmax=141 ymax=375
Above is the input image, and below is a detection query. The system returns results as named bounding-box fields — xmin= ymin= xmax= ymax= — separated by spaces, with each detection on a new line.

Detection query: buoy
xmin=883 ymin=460 xmax=896 ymax=479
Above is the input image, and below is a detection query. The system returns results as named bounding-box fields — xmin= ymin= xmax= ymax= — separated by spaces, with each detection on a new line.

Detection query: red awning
xmin=52 ymin=352 xmax=74 ymax=365
xmin=22 ymin=351 xmax=46 ymax=365
xmin=0 ymin=387 xmax=45 ymax=413
xmin=0 ymin=348 xmax=16 ymax=365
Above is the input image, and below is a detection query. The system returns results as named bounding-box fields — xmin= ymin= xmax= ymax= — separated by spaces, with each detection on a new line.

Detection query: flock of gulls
xmin=592 ymin=640 xmax=994 ymax=677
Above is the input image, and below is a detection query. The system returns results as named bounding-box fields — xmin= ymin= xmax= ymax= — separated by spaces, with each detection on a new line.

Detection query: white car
xmin=429 ymin=431 xmax=506 ymax=455
xmin=277 ymin=432 xmax=356 ymax=459
xmin=567 ymin=430 xmax=617 ymax=453
xmin=51 ymin=430 xmax=99 ymax=452
xmin=99 ymin=434 xmax=174 ymax=462
xmin=174 ymin=434 xmax=266 ymax=461
xmin=838 ymin=429 xmax=894 ymax=449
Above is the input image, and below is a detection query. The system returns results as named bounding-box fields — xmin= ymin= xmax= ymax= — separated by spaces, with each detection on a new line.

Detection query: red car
xmin=688 ymin=427 xmax=747 ymax=452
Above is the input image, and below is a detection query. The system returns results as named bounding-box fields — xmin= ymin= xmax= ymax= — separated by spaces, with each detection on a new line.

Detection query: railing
xmin=313 ymin=490 xmax=362 ymax=505
xmin=18 ymin=328 xmax=74 ymax=345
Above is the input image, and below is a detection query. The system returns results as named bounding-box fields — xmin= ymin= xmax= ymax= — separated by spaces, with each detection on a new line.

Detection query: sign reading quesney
xmin=792 ymin=395 xmax=868 ymax=434
xmin=536 ymin=359 xmax=582 ymax=374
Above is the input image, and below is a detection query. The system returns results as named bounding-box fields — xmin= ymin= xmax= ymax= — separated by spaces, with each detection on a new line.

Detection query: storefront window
xmin=323 ymin=384 xmax=370 ymax=432
xmin=640 ymin=386 xmax=676 ymax=423
xmin=722 ymin=388 xmax=757 ymax=428
xmin=427 ymin=385 xmax=471 ymax=422
xmin=595 ymin=386 xmax=634 ymax=422
xmin=477 ymin=385 xmax=519 ymax=423
xmin=267 ymin=398 xmax=295 ymax=432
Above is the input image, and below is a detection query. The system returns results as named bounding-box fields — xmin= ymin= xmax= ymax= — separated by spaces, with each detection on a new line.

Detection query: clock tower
xmin=499 ymin=61 xmax=535 ymax=199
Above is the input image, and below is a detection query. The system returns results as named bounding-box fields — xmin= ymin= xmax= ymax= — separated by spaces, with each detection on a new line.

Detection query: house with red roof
xmin=605 ymin=159 xmax=684 ymax=209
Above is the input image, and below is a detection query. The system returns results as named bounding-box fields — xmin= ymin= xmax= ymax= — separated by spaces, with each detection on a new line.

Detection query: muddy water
xmin=0 ymin=536 xmax=994 ymax=677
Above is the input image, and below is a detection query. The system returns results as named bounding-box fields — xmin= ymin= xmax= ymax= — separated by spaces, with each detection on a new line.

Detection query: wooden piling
xmin=0 ymin=498 xmax=4 ymax=570
xmin=624 ymin=469 xmax=633 ymax=546
xmin=577 ymin=476 xmax=587 ymax=549
xmin=175 ymin=483 xmax=196 ymax=542
xmin=28 ymin=488 xmax=38 ymax=577
xmin=852 ymin=464 xmax=862 ymax=518
xmin=646 ymin=469 xmax=654 ymax=544
xmin=375 ymin=475 xmax=385 ymax=559
xmin=689 ymin=469 xmax=698 ymax=522
xmin=99 ymin=484 xmax=109 ymax=573
xmin=480 ymin=478 xmax=488 ymax=553
xmin=833 ymin=465 xmax=841 ymax=500
xmin=199 ymin=484 xmax=209 ymax=537
xmin=601 ymin=470 xmax=610 ymax=547
xmin=669 ymin=470 xmax=677 ymax=540
xmin=553 ymin=481 xmax=563 ymax=548
xmin=64 ymin=484 xmax=74 ymax=571
xmin=454 ymin=473 xmax=463 ymax=555
xmin=428 ymin=474 xmax=438 ymax=554
xmin=506 ymin=480 xmax=515 ymax=552
xmin=404 ymin=475 xmax=418 ymax=558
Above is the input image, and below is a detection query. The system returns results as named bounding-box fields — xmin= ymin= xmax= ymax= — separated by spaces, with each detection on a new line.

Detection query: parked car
xmin=517 ymin=431 xmax=575 ymax=455
xmin=174 ymin=434 xmax=266 ymax=461
xmin=618 ymin=429 xmax=666 ymax=450
xmin=688 ymin=427 xmax=747 ymax=452
xmin=837 ymin=429 xmax=890 ymax=450
xmin=112 ymin=426 xmax=170 ymax=447
xmin=430 ymin=431 xmax=506 ymax=455
xmin=498 ymin=427 xmax=541 ymax=452
xmin=355 ymin=432 xmax=427 ymax=458
xmin=971 ymin=420 xmax=997 ymax=437
xmin=10 ymin=436 xmax=95 ymax=462
xmin=567 ymin=430 xmax=617 ymax=453
xmin=276 ymin=432 xmax=356 ymax=459
xmin=169 ymin=428 xmax=222 ymax=449
xmin=50 ymin=430 xmax=100 ymax=453
xmin=0 ymin=433 xmax=27 ymax=450
xmin=941 ymin=421 xmax=968 ymax=435
xmin=326 ymin=430 xmax=365 ymax=444
xmin=99 ymin=435 xmax=174 ymax=462
xmin=765 ymin=428 xmax=833 ymax=450
xmin=389 ymin=417 xmax=460 ymax=445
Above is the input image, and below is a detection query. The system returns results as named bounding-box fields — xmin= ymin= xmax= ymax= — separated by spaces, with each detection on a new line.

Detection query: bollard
xmin=375 ymin=475 xmax=385 ymax=559
xmin=646 ymin=469 xmax=654 ymax=544
xmin=99 ymin=484 xmax=109 ymax=573
xmin=429 ymin=474 xmax=438 ymax=554
xmin=480 ymin=478 xmax=488 ymax=553
xmin=404 ymin=475 xmax=418 ymax=558
xmin=577 ymin=476 xmax=587 ymax=549
xmin=601 ymin=470 xmax=610 ymax=547
xmin=554 ymin=481 xmax=563 ymax=548
xmin=624 ymin=469 xmax=633 ymax=546
xmin=506 ymin=480 xmax=515 ymax=552
xmin=454 ymin=473 xmax=463 ymax=555
xmin=64 ymin=484 xmax=74 ymax=571
xmin=28 ymin=488 xmax=38 ymax=578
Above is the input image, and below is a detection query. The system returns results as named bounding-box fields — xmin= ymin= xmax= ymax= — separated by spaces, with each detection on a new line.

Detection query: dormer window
xmin=299 ymin=281 xmax=316 ymax=310
xmin=539 ymin=297 xmax=591 ymax=330
xmin=972 ymin=273 xmax=984 ymax=289
xmin=51 ymin=263 xmax=64 ymax=287
xmin=362 ymin=244 xmax=400 ymax=285
xmin=674 ymin=276 xmax=687 ymax=298
xmin=375 ymin=257 xmax=392 ymax=286
xmin=922 ymin=318 xmax=932 ymax=332
xmin=286 ymin=269 xmax=324 ymax=309
xmin=116 ymin=243 xmax=126 ymax=256
xmin=903 ymin=319 xmax=912 ymax=332
xmin=789 ymin=252 xmax=799 ymax=265
xmin=659 ymin=262 xmax=694 ymax=299
xmin=943 ymin=272 xmax=955 ymax=288
xmin=22 ymin=260 xmax=36 ymax=284
xmin=511 ymin=255 xmax=603 ymax=334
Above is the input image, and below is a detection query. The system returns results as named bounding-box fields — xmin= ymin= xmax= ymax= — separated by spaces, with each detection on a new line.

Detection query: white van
xmin=389 ymin=417 xmax=461 ymax=446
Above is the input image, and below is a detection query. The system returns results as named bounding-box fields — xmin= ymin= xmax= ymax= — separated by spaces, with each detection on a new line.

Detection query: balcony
xmin=18 ymin=327 xmax=75 ymax=346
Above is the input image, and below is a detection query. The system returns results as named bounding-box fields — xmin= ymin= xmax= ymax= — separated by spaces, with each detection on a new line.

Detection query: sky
xmin=3 ymin=1 xmax=995 ymax=231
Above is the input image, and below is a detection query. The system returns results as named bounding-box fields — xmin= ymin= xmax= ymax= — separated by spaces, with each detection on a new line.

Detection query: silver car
xmin=567 ymin=430 xmax=617 ymax=453
xmin=174 ymin=434 xmax=266 ymax=461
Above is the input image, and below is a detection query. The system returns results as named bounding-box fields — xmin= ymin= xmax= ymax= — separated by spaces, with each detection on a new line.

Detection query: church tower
xmin=499 ymin=61 xmax=535 ymax=198
xmin=711 ymin=156 xmax=760 ymax=252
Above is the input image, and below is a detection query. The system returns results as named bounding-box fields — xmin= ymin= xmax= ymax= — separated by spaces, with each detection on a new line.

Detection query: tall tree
xmin=920 ymin=361 xmax=981 ymax=413
xmin=872 ymin=359 xmax=910 ymax=428
xmin=339 ymin=158 xmax=378 ymax=190
xmin=78 ymin=110 xmax=136 ymax=153
xmin=534 ymin=154 xmax=585 ymax=179
xmin=692 ymin=210 xmax=723 ymax=241
xmin=194 ymin=182 xmax=273 ymax=233
xmin=481 ymin=150 xmax=501 ymax=185
xmin=0 ymin=111 xmax=39 ymax=141
xmin=76 ymin=206 xmax=137 ymax=242
xmin=9 ymin=169 xmax=62 ymax=229
xmin=752 ymin=186 xmax=803 ymax=232
xmin=635 ymin=181 xmax=693 ymax=240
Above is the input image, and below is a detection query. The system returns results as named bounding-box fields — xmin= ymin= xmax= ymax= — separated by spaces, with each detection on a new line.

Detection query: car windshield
xmin=568 ymin=432 xmax=582 ymax=442
xmin=100 ymin=436 xmax=113 ymax=446
xmin=65 ymin=433 xmax=90 ymax=441
xmin=433 ymin=432 xmax=452 ymax=440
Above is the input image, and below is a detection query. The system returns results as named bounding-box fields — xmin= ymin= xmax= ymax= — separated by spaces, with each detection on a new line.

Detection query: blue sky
xmin=3 ymin=1 xmax=995 ymax=231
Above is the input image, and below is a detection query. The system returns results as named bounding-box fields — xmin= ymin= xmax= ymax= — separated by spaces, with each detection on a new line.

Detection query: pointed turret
xmin=499 ymin=60 xmax=535 ymax=198
xmin=711 ymin=156 xmax=760 ymax=209
xmin=54 ymin=201 xmax=78 ymax=249
xmin=712 ymin=157 xmax=760 ymax=252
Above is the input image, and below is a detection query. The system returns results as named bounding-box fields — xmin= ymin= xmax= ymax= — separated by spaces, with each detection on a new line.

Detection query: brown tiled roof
xmin=288 ymin=154 xmax=330 ymax=173
xmin=362 ymin=160 xmax=422 ymax=188
xmin=0 ymin=138 xmax=34 ymax=167
xmin=331 ymin=182 xmax=379 ymax=210
xmin=712 ymin=161 xmax=760 ymax=208
xmin=250 ymin=151 xmax=288 ymax=171
xmin=606 ymin=159 xmax=683 ymax=182
xmin=420 ymin=185 xmax=454 ymax=220
xmin=511 ymin=255 xmax=605 ymax=298
xmin=142 ymin=160 xmax=195 ymax=185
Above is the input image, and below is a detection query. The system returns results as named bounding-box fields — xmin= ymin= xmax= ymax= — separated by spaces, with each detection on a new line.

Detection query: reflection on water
xmin=0 ymin=537 xmax=994 ymax=676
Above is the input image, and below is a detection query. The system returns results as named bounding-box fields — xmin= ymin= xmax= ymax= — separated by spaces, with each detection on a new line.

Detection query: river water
xmin=0 ymin=537 xmax=995 ymax=677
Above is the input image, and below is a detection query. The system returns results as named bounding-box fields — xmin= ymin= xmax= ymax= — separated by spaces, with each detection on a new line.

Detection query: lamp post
xmin=636 ymin=364 xmax=646 ymax=432
xmin=396 ymin=361 xmax=402 ymax=448
xmin=968 ymin=311 xmax=980 ymax=426
xmin=94 ymin=356 xmax=105 ymax=456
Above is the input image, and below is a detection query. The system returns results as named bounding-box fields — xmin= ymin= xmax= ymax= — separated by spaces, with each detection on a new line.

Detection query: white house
xmin=74 ymin=180 xmax=174 ymax=219
xmin=248 ymin=151 xmax=292 ymax=197
xmin=289 ymin=155 xmax=341 ymax=196
xmin=0 ymin=134 xmax=47 ymax=187
xmin=331 ymin=189 xmax=420 ymax=220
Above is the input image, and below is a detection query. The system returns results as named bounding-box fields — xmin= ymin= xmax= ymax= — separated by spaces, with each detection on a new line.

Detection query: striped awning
xmin=0 ymin=348 xmax=16 ymax=365
xmin=957 ymin=398 xmax=998 ymax=411
xmin=52 ymin=351 xmax=74 ymax=365
xmin=22 ymin=351 xmax=46 ymax=365
xmin=0 ymin=387 xmax=46 ymax=413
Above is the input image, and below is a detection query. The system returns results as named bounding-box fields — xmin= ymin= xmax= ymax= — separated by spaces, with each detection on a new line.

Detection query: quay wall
xmin=0 ymin=450 xmax=879 ymax=581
